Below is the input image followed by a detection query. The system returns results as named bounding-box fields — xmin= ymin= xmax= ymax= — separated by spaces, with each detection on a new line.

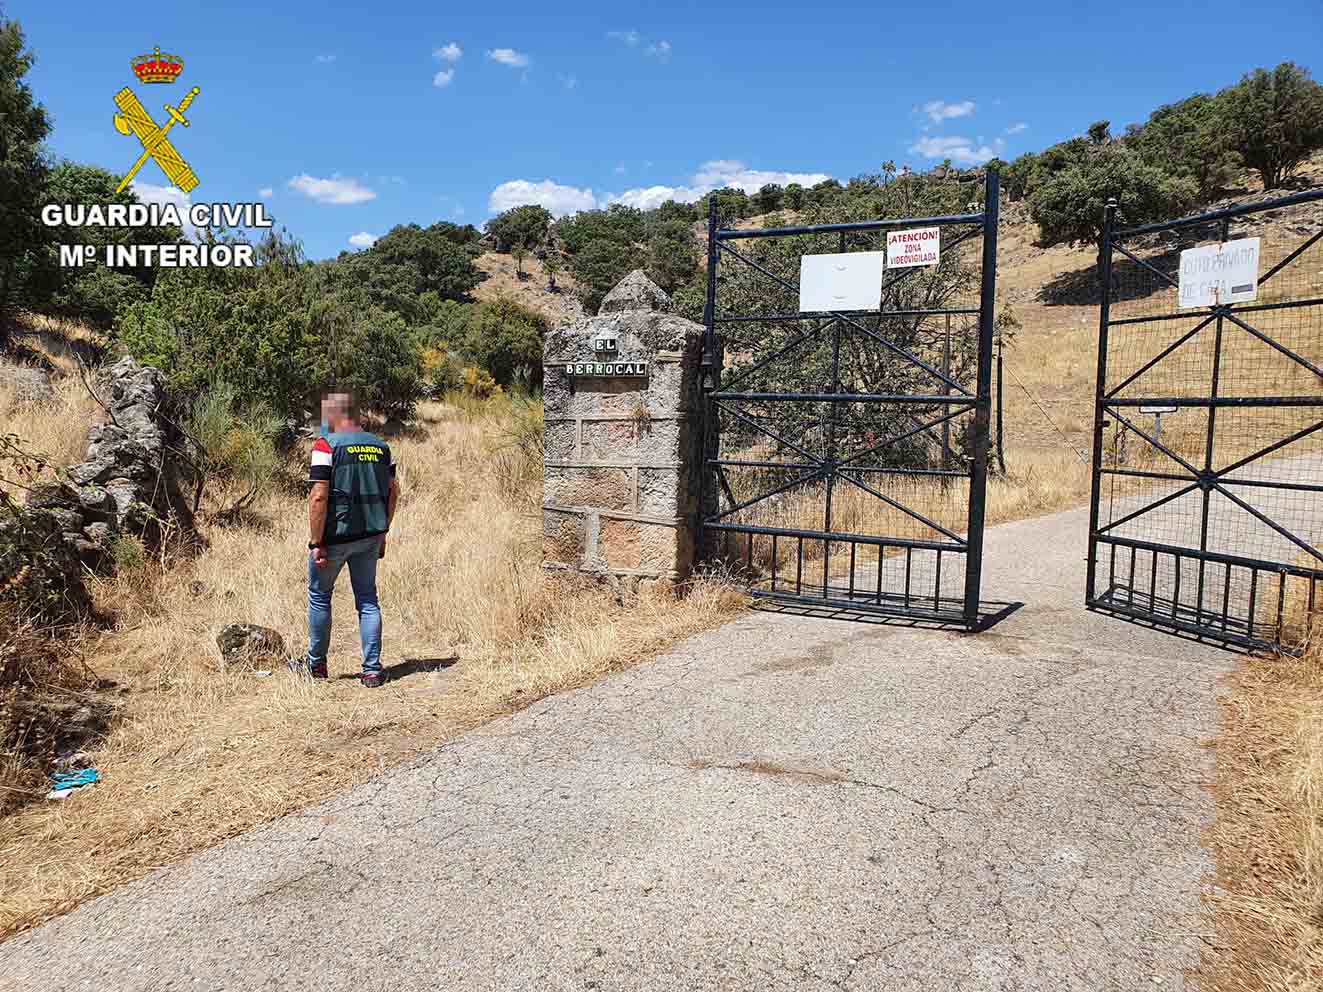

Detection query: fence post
xmin=962 ymin=168 xmax=999 ymax=628
xmin=1085 ymin=198 xmax=1118 ymax=606
xmin=942 ymin=313 xmax=952 ymax=469
xmin=697 ymin=196 xmax=720 ymax=564
xmin=995 ymin=335 xmax=1007 ymax=474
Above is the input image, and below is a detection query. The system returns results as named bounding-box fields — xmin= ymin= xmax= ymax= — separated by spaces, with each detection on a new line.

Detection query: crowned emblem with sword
xmin=113 ymin=47 xmax=200 ymax=195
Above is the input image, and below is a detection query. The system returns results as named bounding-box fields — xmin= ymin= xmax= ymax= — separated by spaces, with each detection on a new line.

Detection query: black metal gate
xmin=699 ymin=172 xmax=1000 ymax=628
xmin=1087 ymin=188 xmax=1323 ymax=653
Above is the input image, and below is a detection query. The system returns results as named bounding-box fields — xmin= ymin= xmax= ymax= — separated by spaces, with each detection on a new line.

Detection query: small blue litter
xmin=47 ymin=768 xmax=98 ymax=800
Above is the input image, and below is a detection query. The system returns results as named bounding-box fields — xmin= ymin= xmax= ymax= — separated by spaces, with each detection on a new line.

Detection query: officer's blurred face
xmin=326 ymin=392 xmax=352 ymax=430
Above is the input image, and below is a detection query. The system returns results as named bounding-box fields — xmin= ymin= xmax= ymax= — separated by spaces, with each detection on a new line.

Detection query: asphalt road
xmin=1 ymin=502 xmax=1234 ymax=991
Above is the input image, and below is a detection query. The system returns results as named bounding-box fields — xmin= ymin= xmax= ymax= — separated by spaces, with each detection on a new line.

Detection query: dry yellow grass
xmin=1200 ymin=607 xmax=1323 ymax=991
xmin=0 ymin=397 xmax=746 ymax=938
xmin=0 ymin=376 xmax=101 ymax=477
xmin=11 ymin=313 xmax=102 ymax=377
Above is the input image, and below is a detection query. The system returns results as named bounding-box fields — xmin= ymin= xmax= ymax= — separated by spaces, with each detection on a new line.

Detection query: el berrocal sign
xmin=564 ymin=360 xmax=649 ymax=377
xmin=564 ymin=332 xmax=648 ymax=377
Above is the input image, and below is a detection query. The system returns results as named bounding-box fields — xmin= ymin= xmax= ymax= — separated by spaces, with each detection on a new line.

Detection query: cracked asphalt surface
xmin=1 ymin=503 xmax=1232 ymax=991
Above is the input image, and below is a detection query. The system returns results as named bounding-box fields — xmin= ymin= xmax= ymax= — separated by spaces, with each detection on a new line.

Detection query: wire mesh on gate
xmin=701 ymin=174 xmax=1000 ymax=627
xmin=1088 ymin=189 xmax=1323 ymax=653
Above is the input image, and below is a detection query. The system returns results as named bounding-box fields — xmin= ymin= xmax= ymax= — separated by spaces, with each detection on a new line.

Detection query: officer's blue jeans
xmin=306 ymin=536 xmax=383 ymax=673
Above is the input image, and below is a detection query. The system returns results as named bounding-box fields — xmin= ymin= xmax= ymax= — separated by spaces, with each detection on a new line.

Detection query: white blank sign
xmin=798 ymin=251 xmax=885 ymax=313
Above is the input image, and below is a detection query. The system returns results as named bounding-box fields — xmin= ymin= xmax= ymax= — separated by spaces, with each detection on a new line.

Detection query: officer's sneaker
xmin=288 ymin=658 xmax=328 ymax=680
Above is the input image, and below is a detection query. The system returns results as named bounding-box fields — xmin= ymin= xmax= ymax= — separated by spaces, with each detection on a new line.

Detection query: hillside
xmin=472 ymin=250 xmax=586 ymax=326
xmin=484 ymin=151 xmax=1323 ymax=470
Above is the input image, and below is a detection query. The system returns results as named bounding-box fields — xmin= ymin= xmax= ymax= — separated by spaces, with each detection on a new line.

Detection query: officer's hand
xmin=312 ymin=546 xmax=329 ymax=568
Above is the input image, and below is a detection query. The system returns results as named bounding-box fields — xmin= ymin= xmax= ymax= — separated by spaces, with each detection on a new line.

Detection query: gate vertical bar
xmin=1196 ymin=214 xmax=1231 ymax=625
xmin=962 ymin=169 xmax=1000 ymax=627
xmin=1086 ymin=198 xmax=1118 ymax=607
xmin=698 ymin=195 xmax=720 ymax=563
xmin=821 ymin=230 xmax=846 ymax=594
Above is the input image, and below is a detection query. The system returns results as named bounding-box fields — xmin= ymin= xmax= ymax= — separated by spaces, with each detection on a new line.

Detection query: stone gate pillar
xmin=542 ymin=271 xmax=705 ymax=584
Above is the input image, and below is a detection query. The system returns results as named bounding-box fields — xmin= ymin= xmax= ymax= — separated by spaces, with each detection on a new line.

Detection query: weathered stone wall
xmin=22 ymin=357 xmax=197 ymax=567
xmin=543 ymin=271 xmax=705 ymax=583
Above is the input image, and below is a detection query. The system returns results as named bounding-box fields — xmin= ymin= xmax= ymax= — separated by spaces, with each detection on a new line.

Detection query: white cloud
xmin=287 ymin=174 xmax=377 ymax=205
xmin=432 ymin=43 xmax=462 ymax=87
xmin=258 ymin=187 xmax=274 ymax=199
xmin=315 ymin=54 xmax=336 ymax=63
xmin=131 ymin=180 xmax=196 ymax=238
xmin=909 ymin=135 xmax=1003 ymax=166
xmin=612 ymin=30 xmax=672 ymax=59
xmin=489 ymin=160 xmax=833 ymax=217
xmin=487 ymin=48 xmax=530 ymax=68
xmin=688 ymin=160 xmax=831 ymax=194
xmin=605 ymin=185 xmax=689 ymax=210
xmin=488 ymin=179 xmax=597 ymax=216
xmin=348 ymin=232 xmax=379 ymax=249
xmin=1005 ymin=122 xmax=1028 ymax=135
xmin=918 ymin=100 xmax=977 ymax=123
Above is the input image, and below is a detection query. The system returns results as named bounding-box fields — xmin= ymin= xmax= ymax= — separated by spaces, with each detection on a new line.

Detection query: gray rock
xmin=216 ymin=624 xmax=286 ymax=668
xmin=82 ymin=521 xmax=114 ymax=547
xmin=0 ymin=363 xmax=54 ymax=403
xmin=17 ymin=357 xmax=197 ymax=607
xmin=27 ymin=482 xmax=78 ymax=511
xmin=598 ymin=269 xmax=671 ymax=315
xmin=76 ymin=485 xmax=117 ymax=522
xmin=47 ymin=508 xmax=86 ymax=532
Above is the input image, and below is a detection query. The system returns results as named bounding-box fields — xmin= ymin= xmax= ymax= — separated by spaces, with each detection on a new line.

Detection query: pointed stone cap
xmin=598 ymin=269 xmax=671 ymax=315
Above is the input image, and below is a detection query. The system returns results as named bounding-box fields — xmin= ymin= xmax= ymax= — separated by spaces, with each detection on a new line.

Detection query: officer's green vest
xmin=323 ymin=430 xmax=393 ymax=544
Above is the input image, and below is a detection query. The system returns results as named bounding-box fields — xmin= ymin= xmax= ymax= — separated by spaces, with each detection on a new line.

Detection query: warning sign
xmin=1178 ymin=237 xmax=1260 ymax=308
xmin=887 ymin=226 xmax=941 ymax=268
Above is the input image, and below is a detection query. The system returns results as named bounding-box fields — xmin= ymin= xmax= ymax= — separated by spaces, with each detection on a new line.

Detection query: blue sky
xmin=12 ymin=0 xmax=1320 ymax=260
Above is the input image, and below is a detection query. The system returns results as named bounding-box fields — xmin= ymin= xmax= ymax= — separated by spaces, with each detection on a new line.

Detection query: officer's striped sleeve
xmin=309 ymin=437 xmax=333 ymax=482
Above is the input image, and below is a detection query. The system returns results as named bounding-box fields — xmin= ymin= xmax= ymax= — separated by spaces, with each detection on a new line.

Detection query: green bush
xmin=461 ymin=296 xmax=548 ymax=388
xmin=486 ymin=205 xmax=552 ymax=251
xmin=187 ymin=381 xmax=283 ymax=508
xmin=1219 ymin=62 xmax=1323 ymax=190
xmin=109 ymin=535 xmax=145 ymax=571
xmin=1029 ymin=141 xmax=1197 ymax=276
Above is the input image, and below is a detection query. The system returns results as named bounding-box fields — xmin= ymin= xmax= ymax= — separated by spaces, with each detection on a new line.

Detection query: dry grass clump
xmin=11 ymin=314 xmax=102 ymax=377
xmin=0 ymin=377 xmax=100 ymax=483
xmin=0 ymin=607 xmax=106 ymax=818
xmin=1201 ymin=593 xmax=1323 ymax=990
xmin=0 ymin=397 xmax=746 ymax=938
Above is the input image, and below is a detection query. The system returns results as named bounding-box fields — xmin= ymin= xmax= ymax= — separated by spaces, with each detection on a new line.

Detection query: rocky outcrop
xmin=598 ymin=269 xmax=672 ymax=315
xmin=20 ymin=357 xmax=198 ymax=569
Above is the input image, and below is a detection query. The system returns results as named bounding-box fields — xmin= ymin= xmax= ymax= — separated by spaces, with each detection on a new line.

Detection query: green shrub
xmin=486 ymin=205 xmax=552 ymax=251
xmin=461 ymin=296 xmax=548 ymax=388
xmin=187 ymin=382 xmax=283 ymax=510
xmin=109 ymin=535 xmax=145 ymax=571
